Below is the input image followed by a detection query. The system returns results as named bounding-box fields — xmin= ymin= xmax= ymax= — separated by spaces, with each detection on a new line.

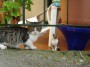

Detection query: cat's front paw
xmin=30 ymin=46 xmax=37 ymax=49
xmin=25 ymin=47 xmax=30 ymax=49
xmin=0 ymin=44 xmax=7 ymax=49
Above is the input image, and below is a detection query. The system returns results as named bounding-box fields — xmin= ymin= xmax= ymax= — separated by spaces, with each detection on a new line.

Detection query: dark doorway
xmin=47 ymin=0 xmax=52 ymax=7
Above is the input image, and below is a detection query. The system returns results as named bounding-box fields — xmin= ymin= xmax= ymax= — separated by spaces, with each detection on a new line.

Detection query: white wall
xmin=25 ymin=0 xmax=44 ymax=19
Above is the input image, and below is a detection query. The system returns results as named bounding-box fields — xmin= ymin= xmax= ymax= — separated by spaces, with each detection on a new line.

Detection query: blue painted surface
xmin=58 ymin=26 xmax=90 ymax=50
xmin=52 ymin=0 xmax=61 ymax=7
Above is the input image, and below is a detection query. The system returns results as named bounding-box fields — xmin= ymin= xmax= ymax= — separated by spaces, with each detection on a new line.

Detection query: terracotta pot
xmin=11 ymin=16 xmax=20 ymax=24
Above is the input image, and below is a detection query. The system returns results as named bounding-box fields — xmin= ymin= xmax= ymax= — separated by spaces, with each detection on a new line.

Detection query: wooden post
xmin=48 ymin=6 xmax=57 ymax=47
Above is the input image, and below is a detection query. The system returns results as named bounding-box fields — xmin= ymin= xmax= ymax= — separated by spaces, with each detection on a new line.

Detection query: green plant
xmin=2 ymin=1 xmax=20 ymax=23
xmin=15 ymin=0 xmax=33 ymax=11
xmin=1 ymin=0 xmax=33 ymax=23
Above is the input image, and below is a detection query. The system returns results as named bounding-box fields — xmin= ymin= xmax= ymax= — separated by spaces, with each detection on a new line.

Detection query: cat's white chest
xmin=29 ymin=34 xmax=39 ymax=42
xmin=52 ymin=39 xmax=58 ymax=46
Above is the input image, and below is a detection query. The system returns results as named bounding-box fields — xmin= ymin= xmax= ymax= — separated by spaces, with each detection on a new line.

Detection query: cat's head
xmin=26 ymin=20 xmax=42 ymax=35
xmin=52 ymin=34 xmax=58 ymax=39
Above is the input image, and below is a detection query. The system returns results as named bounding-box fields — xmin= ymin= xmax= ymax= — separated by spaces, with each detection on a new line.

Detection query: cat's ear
xmin=53 ymin=34 xmax=58 ymax=39
xmin=26 ymin=20 xmax=32 ymax=24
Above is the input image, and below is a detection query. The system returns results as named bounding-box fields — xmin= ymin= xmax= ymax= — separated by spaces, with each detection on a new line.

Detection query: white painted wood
xmin=48 ymin=6 xmax=57 ymax=47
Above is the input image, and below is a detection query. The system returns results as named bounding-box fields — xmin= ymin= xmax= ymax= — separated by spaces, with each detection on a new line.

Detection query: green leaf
xmin=1 ymin=7 xmax=8 ymax=12
xmin=25 ymin=0 xmax=33 ymax=11
xmin=16 ymin=11 xmax=21 ymax=16
xmin=12 ymin=2 xmax=20 ymax=10
xmin=15 ymin=0 xmax=22 ymax=6
xmin=25 ymin=5 xmax=31 ymax=11
xmin=27 ymin=0 xmax=33 ymax=5
xmin=5 ymin=15 xmax=12 ymax=22
xmin=10 ymin=12 xmax=15 ymax=17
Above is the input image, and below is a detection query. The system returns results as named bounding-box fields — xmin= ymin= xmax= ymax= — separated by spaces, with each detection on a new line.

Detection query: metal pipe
xmin=22 ymin=0 xmax=25 ymax=24
xmin=44 ymin=0 xmax=46 ymax=24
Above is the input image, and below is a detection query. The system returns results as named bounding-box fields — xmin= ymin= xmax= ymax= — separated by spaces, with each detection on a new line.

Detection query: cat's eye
xmin=28 ymin=27 xmax=34 ymax=33
xmin=37 ymin=27 xmax=42 ymax=31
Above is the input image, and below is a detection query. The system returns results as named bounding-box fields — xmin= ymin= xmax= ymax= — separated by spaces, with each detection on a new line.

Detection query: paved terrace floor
xmin=0 ymin=49 xmax=90 ymax=67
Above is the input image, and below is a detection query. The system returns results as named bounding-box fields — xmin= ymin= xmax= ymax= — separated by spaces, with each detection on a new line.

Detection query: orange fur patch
xmin=18 ymin=44 xmax=25 ymax=49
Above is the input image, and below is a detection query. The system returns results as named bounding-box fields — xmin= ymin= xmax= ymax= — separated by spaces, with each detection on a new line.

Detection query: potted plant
xmin=1 ymin=0 xmax=33 ymax=24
